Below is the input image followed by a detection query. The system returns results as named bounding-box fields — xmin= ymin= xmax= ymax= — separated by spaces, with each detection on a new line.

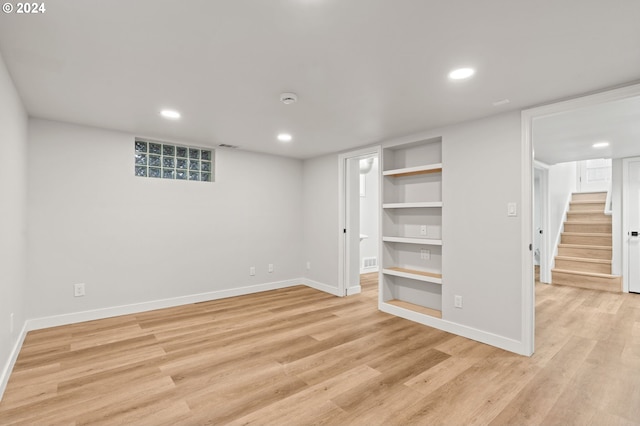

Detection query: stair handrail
xmin=604 ymin=182 xmax=613 ymax=216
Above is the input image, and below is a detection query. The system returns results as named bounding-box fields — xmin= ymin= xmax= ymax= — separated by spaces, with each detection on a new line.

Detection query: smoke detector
xmin=280 ymin=92 xmax=298 ymax=105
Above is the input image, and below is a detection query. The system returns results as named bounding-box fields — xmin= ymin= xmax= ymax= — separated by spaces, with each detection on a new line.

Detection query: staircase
xmin=551 ymin=192 xmax=621 ymax=292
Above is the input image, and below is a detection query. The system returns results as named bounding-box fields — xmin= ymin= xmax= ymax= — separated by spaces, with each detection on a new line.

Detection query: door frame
xmin=534 ymin=162 xmax=551 ymax=284
xmin=521 ymin=81 xmax=640 ymax=356
xmin=338 ymin=146 xmax=382 ymax=297
xmin=622 ymin=156 xmax=640 ymax=293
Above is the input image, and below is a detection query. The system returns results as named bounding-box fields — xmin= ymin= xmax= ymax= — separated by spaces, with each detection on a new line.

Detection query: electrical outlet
xmin=420 ymin=249 xmax=430 ymax=260
xmin=9 ymin=313 xmax=14 ymax=334
xmin=268 ymin=264 xmax=274 ymax=273
xmin=454 ymin=295 xmax=463 ymax=308
xmin=249 ymin=267 xmax=256 ymax=276
xmin=420 ymin=225 xmax=427 ymax=236
xmin=74 ymin=283 xmax=85 ymax=297
xmin=306 ymin=261 xmax=311 ymax=270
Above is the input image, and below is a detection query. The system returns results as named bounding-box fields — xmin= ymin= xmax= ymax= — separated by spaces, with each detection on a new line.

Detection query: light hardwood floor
xmin=1 ymin=274 xmax=639 ymax=425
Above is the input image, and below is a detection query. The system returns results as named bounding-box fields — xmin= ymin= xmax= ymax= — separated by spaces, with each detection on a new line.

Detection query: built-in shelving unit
xmin=379 ymin=137 xmax=443 ymax=320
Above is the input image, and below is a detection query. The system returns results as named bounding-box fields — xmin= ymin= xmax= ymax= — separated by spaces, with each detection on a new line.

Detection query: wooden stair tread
xmin=558 ymin=244 xmax=611 ymax=250
xmin=555 ymin=256 xmax=611 ymax=264
xmin=551 ymin=269 xmax=620 ymax=279
xmin=570 ymin=200 xmax=605 ymax=204
xmin=564 ymin=221 xmax=611 ymax=225
xmin=562 ymin=232 xmax=612 ymax=237
xmin=567 ymin=210 xmax=609 ymax=214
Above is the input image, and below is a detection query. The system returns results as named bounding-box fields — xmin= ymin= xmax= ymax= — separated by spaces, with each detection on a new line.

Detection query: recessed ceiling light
xmin=160 ymin=109 xmax=181 ymax=119
xmin=448 ymin=68 xmax=475 ymax=80
xmin=592 ymin=141 xmax=610 ymax=148
xmin=492 ymin=99 xmax=510 ymax=106
xmin=277 ymin=133 xmax=292 ymax=142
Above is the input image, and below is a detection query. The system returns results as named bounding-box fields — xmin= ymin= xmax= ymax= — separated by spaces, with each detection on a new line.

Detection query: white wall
xmin=547 ymin=161 xmax=577 ymax=267
xmin=440 ymin=112 xmax=522 ymax=340
xmin=302 ymin=155 xmax=339 ymax=289
xmin=359 ymin=157 xmax=379 ymax=272
xmin=0 ymin=53 xmax=28 ymax=396
xmin=303 ymin=111 xmax=527 ymax=344
xmin=27 ymin=119 xmax=305 ymax=320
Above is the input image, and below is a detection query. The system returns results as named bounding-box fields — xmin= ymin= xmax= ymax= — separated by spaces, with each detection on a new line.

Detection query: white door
xmin=534 ymin=171 xmax=542 ymax=266
xmin=627 ymin=159 xmax=640 ymax=293
xmin=577 ymin=159 xmax=612 ymax=192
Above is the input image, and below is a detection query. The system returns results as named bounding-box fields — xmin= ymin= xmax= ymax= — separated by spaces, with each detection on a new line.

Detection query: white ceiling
xmin=533 ymin=95 xmax=640 ymax=165
xmin=1 ymin=0 xmax=639 ymax=159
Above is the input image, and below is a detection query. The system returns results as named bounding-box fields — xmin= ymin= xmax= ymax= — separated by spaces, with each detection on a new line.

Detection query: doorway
xmin=577 ymin=158 xmax=612 ymax=193
xmin=338 ymin=146 xmax=381 ymax=297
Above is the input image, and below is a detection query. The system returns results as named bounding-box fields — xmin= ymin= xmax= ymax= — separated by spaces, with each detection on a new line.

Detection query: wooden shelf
xmin=383 ymin=202 xmax=442 ymax=209
xmin=382 ymin=236 xmax=442 ymax=246
xmin=383 ymin=267 xmax=442 ymax=284
xmin=383 ymin=163 xmax=442 ymax=177
xmin=385 ymin=299 xmax=442 ymax=318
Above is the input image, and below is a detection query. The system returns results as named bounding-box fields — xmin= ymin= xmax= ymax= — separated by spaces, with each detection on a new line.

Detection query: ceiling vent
xmin=218 ymin=143 xmax=239 ymax=149
xmin=280 ymin=92 xmax=298 ymax=105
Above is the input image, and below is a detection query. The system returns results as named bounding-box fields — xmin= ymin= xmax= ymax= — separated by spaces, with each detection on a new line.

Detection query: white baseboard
xmin=26 ymin=278 xmax=303 ymax=332
xmin=379 ymin=302 xmax=527 ymax=355
xmin=346 ymin=286 xmax=361 ymax=295
xmin=302 ymin=278 xmax=341 ymax=296
xmin=0 ymin=322 xmax=28 ymax=401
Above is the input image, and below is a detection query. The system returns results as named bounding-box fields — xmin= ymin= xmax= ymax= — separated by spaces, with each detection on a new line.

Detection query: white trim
xmin=525 ymin=82 xmax=640 ymax=119
xmin=533 ymin=160 xmax=551 ymax=169
xmin=346 ymin=286 xmax=362 ymax=296
xmin=520 ymin=110 xmax=535 ymax=356
xmin=605 ymin=182 xmax=613 ymax=216
xmin=379 ymin=302 xmax=526 ymax=355
xmin=302 ymin=278 xmax=342 ymax=296
xmin=0 ymin=322 xmax=28 ymax=401
xmin=25 ymin=279 xmax=302 ymax=331
xmin=338 ymin=146 xmax=382 ymax=297
xmin=622 ymin=156 xmax=640 ymax=293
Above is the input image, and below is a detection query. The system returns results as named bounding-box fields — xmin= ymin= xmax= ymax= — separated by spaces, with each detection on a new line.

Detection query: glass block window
xmin=134 ymin=139 xmax=214 ymax=182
